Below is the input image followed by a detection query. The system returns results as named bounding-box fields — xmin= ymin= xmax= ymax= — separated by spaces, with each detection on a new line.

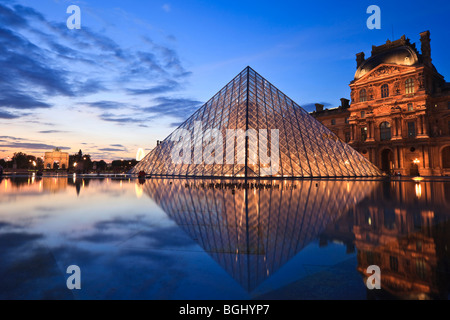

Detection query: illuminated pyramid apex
xmin=132 ymin=67 xmax=381 ymax=178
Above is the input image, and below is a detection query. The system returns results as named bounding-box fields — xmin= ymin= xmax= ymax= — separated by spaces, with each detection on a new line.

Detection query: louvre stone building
xmin=312 ymin=31 xmax=450 ymax=176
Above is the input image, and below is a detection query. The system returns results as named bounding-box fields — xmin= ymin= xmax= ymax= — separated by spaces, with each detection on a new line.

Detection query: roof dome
xmin=355 ymin=45 xmax=419 ymax=79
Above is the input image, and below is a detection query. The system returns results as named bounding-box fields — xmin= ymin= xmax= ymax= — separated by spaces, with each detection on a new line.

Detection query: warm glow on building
xmin=312 ymin=31 xmax=450 ymax=176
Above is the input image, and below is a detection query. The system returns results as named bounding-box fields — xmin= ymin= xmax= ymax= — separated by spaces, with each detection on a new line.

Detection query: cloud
xmin=141 ymin=36 xmax=191 ymax=78
xmin=38 ymin=130 xmax=67 ymax=134
xmin=99 ymin=148 xmax=126 ymax=152
xmin=83 ymin=101 xmax=130 ymax=110
xmin=0 ymin=142 xmax=70 ymax=150
xmin=94 ymin=216 xmax=146 ymax=231
xmin=0 ymin=2 xmax=194 ymax=116
xmin=0 ymin=26 xmax=75 ymax=98
xmin=0 ymin=4 xmax=28 ymax=28
xmin=0 ymin=136 xmax=25 ymax=141
xmin=126 ymin=80 xmax=181 ymax=96
xmin=162 ymin=4 xmax=171 ymax=12
xmin=99 ymin=112 xmax=148 ymax=125
xmin=144 ymin=97 xmax=202 ymax=119
xmin=0 ymin=90 xmax=52 ymax=110
xmin=169 ymin=122 xmax=183 ymax=128
xmin=76 ymin=80 xmax=107 ymax=96
xmin=0 ymin=6 xmax=73 ymax=111
xmin=0 ymin=110 xmax=20 ymax=119
xmin=97 ymin=144 xmax=128 ymax=153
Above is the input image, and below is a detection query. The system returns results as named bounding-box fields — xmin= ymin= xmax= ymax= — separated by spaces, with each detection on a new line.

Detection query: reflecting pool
xmin=0 ymin=175 xmax=449 ymax=300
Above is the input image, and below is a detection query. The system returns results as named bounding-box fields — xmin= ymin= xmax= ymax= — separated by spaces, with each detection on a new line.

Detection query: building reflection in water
xmin=2 ymin=175 xmax=449 ymax=299
xmin=0 ymin=176 xmax=96 ymax=196
xmin=142 ymin=179 xmax=377 ymax=292
xmin=351 ymin=179 xmax=450 ymax=300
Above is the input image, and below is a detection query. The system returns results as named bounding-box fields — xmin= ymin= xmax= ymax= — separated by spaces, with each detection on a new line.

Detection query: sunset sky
xmin=1 ymin=0 xmax=449 ymax=161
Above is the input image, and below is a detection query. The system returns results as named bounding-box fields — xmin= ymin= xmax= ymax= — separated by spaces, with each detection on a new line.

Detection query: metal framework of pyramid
xmin=132 ymin=67 xmax=381 ymax=178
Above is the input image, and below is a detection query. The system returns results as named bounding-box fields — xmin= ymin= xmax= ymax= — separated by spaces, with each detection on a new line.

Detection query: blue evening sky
xmin=0 ymin=0 xmax=449 ymax=160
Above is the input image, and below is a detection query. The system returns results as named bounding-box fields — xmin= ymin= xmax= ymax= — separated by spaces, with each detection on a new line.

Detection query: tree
xmin=36 ymin=157 xmax=44 ymax=170
xmin=12 ymin=152 xmax=28 ymax=169
xmin=69 ymin=150 xmax=93 ymax=172
xmin=94 ymin=160 xmax=107 ymax=171
xmin=25 ymin=155 xmax=37 ymax=170
xmin=111 ymin=159 xmax=138 ymax=172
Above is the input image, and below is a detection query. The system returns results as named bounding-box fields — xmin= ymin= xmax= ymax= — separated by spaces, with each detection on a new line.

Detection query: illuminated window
xmin=361 ymin=127 xmax=368 ymax=142
xmin=360 ymin=89 xmax=367 ymax=102
xmin=381 ymin=84 xmax=389 ymax=98
xmin=405 ymin=78 xmax=415 ymax=94
xmin=380 ymin=122 xmax=392 ymax=141
xmin=408 ymin=103 xmax=414 ymax=111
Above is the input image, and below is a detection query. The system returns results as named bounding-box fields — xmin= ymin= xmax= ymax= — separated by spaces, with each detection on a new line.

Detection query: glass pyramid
xmin=132 ymin=67 xmax=381 ymax=177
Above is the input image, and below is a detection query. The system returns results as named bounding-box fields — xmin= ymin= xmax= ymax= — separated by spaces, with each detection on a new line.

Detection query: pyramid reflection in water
xmin=143 ymin=178 xmax=378 ymax=292
xmin=133 ymin=67 xmax=381 ymax=178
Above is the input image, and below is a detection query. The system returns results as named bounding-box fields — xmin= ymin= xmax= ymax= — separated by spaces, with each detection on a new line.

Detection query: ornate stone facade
xmin=313 ymin=31 xmax=450 ymax=176
xmin=44 ymin=148 xmax=69 ymax=170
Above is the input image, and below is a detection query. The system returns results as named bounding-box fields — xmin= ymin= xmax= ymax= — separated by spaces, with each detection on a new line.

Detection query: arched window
xmin=361 ymin=127 xmax=368 ymax=142
xmin=405 ymin=78 xmax=415 ymax=94
xmin=380 ymin=122 xmax=392 ymax=141
xmin=359 ymin=89 xmax=367 ymax=102
xmin=381 ymin=84 xmax=389 ymax=98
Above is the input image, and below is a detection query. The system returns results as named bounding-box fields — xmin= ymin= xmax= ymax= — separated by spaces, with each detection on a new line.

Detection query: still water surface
xmin=0 ymin=175 xmax=449 ymax=300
